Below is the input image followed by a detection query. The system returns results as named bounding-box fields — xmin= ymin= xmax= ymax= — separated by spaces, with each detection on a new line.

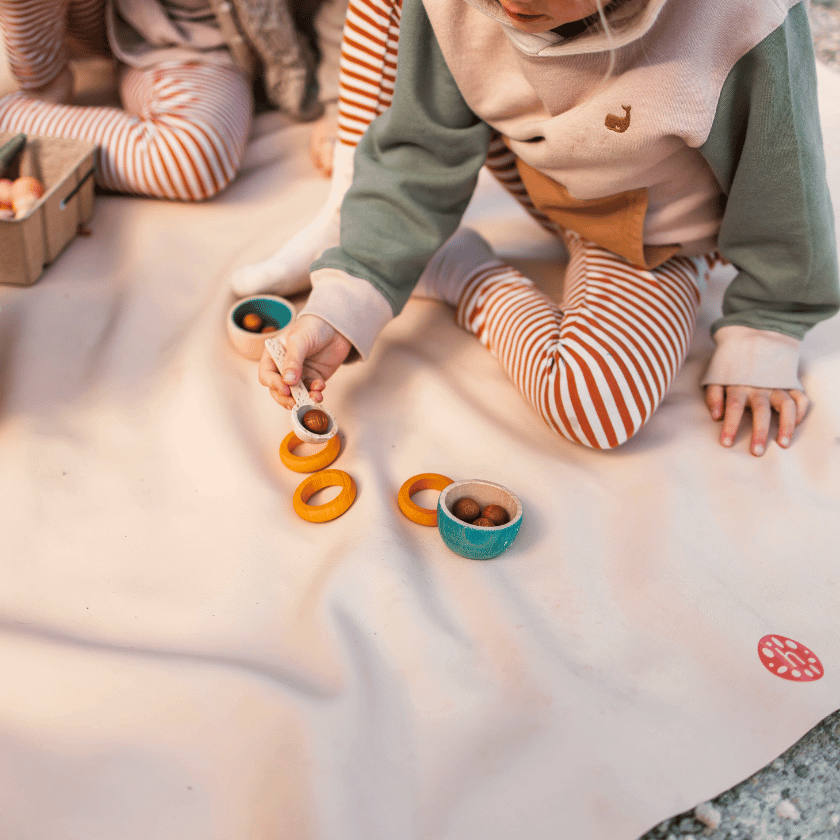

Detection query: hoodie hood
xmin=461 ymin=0 xmax=666 ymax=56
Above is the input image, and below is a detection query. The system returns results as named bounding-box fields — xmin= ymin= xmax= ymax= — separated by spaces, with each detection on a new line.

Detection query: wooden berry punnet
xmin=0 ymin=132 xmax=96 ymax=287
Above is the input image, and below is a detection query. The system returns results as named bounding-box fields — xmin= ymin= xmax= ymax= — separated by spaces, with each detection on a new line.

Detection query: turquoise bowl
xmin=437 ymin=479 xmax=523 ymax=560
xmin=227 ymin=295 xmax=296 ymax=360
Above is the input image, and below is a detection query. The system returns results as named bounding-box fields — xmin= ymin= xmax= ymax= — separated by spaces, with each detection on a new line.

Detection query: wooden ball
xmin=260 ymin=323 xmax=277 ymax=333
xmin=302 ymin=408 xmax=330 ymax=434
xmin=242 ymin=312 xmax=263 ymax=332
xmin=452 ymin=496 xmax=481 ymax=522
xmin=481 ymin=504 xmax=509 ymax=526
xmin=472 ymin=517 xmax=495 ymax=527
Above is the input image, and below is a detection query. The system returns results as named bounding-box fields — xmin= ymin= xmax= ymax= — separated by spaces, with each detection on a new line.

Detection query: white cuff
xmin=701 ymin=325 xmax=802 ymax=390
xmin=301 ymin=268 xmax=394 ymax=360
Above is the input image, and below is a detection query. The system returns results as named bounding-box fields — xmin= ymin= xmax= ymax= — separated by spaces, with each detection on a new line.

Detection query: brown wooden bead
xmin=481 ymin=504 xmax=510 ymax=526
xmin=302 ymin=409 xmax=330 ymax=434
xmin=242 ymin=312 xmax=263 ymax=332
xmin=452 ymin=497 xmax=481 ymax=522
xmin=472 ymin=517 xmax=495 ymax=527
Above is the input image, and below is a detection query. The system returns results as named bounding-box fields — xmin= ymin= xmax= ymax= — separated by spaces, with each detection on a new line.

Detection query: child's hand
xmin=258 ymin=314 xmax=352 ymax=410
xmin=309 ymin=111 xmax=337 ymax=177
xmin=705 ymin=385 xmax=809 ymax=456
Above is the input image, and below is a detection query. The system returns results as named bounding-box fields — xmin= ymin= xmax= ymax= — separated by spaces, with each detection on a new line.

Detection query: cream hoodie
xmin=307 ymin=0 xmax=838 ymax=391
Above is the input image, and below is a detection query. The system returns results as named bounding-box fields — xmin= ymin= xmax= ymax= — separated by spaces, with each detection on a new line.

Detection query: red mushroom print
xmin=757 ymin=635 xmax=824 ymax=682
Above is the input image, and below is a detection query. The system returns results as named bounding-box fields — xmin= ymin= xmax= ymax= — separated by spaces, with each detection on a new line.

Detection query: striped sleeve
xmin=310 ymin=0 xmax=492 ymax=317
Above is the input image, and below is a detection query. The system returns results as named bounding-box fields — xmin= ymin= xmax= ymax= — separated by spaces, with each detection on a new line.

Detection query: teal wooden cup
xmin=437 ymin=479 xmax=523 ymax=560
xmin=227 ymin=294 xmax=296 ymax=360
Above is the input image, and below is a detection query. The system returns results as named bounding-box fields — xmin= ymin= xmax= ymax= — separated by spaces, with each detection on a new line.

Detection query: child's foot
xmin=229 ymin=140 xmax=355 ymax=298
xmin=229 ymin=210 xmax=340 ymax=297
xmin=413 ymin=227 xmax=507 ymax=306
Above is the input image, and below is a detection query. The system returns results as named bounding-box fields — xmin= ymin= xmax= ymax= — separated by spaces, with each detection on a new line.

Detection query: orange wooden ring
xmin=279 ymin=430 xmax=341 ymax=473
xmin=398 ymin=473 xmax=454 ymax=526
xmin=293 ymin=469 xmax=356 ymax=522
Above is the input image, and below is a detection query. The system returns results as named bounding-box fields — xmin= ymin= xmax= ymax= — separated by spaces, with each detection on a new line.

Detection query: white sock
xmin=229 ymin=140 xmax=355 ymax=298
xmin=412 ymin=227 xmax=505 ymax=307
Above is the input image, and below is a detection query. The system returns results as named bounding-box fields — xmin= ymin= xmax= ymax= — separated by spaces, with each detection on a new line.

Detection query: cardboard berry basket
xmin=0 ymin=131 xmax=96 ymax=286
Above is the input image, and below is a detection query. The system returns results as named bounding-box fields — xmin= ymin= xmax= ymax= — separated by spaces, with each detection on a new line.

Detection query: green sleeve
xmin=698 ymin=1 xmax=839 ymax=340
xmin=310 ymin=0 xmax=492 ymax=316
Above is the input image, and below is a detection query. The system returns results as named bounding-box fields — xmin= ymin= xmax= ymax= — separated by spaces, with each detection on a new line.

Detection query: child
xmin=257 ymin=0 xmax=839 ymax=454
xmin=0 ymin=0 xmax=333 ymax=200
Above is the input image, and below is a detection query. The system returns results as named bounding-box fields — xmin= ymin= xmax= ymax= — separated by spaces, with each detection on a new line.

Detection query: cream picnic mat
xmin=1 ymin=42 xmax=839 ymax=840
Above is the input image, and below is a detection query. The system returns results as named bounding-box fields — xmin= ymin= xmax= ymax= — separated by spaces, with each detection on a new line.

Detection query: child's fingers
xmin=280 ymin=328 xmax=310 ymax=387
xmin=258 ymin=347 xmax=284 ymax=390
xmin=310 ymin=138 xmax=334 ymax=177
xmin=771 ymin=392 xmax=798 ymax=448
xmin=305 ymin=378 xmax=326 ymax=402
xmin=709 ymin=385 xmax=809 ymax=453
xmin=271 ymin=392 xmax=298 ymax=410
xmin=705 ymin=384 xmax=724 ymax=420
xmin=308 ymin=115 xmax=335 ymax=177
xmin=746 ymin=392 xmax=772 ymax=456
xmin=719 ymin=387 xmax=747 ymax=447
xmin=258 ymin=347 xmax=295 ymax=408
xmin=790 ymin=389 xmax=810 ymax=424
xmin=769 ymin=389 xmax=810 ymax=448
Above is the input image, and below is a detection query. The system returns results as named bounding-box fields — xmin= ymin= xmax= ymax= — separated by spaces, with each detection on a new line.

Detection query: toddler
xmin=0 ymin=0 xmax=338 ymax=200
xmin=256 ymin=0 xmax=839 ymax=453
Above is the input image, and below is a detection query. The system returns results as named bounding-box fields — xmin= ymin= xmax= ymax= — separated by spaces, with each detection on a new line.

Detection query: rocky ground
xmin=637 ymin=4 xmax=840 ymax=838
xmin=638 ymin=713 xmax=840 ymax=839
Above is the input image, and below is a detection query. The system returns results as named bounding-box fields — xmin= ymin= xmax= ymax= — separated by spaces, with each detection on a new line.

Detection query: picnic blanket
xmin=1 ymin=45 xmax=839 ymax=840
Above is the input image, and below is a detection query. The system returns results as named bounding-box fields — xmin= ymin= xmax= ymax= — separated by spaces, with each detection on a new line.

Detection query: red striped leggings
xmin=0 ymin=0 xmax=252 ymax=200
xmin=337 ymin=0 xmax=707 ymax=448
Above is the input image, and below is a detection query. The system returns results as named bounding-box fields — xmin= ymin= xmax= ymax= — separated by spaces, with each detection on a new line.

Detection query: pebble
xmin=775 ymin=799 xmax=801 ymax=820
xmin=694 ymin=801 xmax=722 ymax=829
xmin=831 ymin=813 xmax=840 ymax=826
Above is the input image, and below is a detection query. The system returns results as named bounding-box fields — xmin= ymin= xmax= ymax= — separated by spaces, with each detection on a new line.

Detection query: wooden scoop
xmin=264 ymin=336 xmax=338 ymax=444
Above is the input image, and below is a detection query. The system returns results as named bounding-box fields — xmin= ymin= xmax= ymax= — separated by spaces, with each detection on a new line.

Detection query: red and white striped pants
xmin=336 ymin=0 xmax=707 ymax=448
xmin=0 ymin=0 xmax=252 ymax=200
